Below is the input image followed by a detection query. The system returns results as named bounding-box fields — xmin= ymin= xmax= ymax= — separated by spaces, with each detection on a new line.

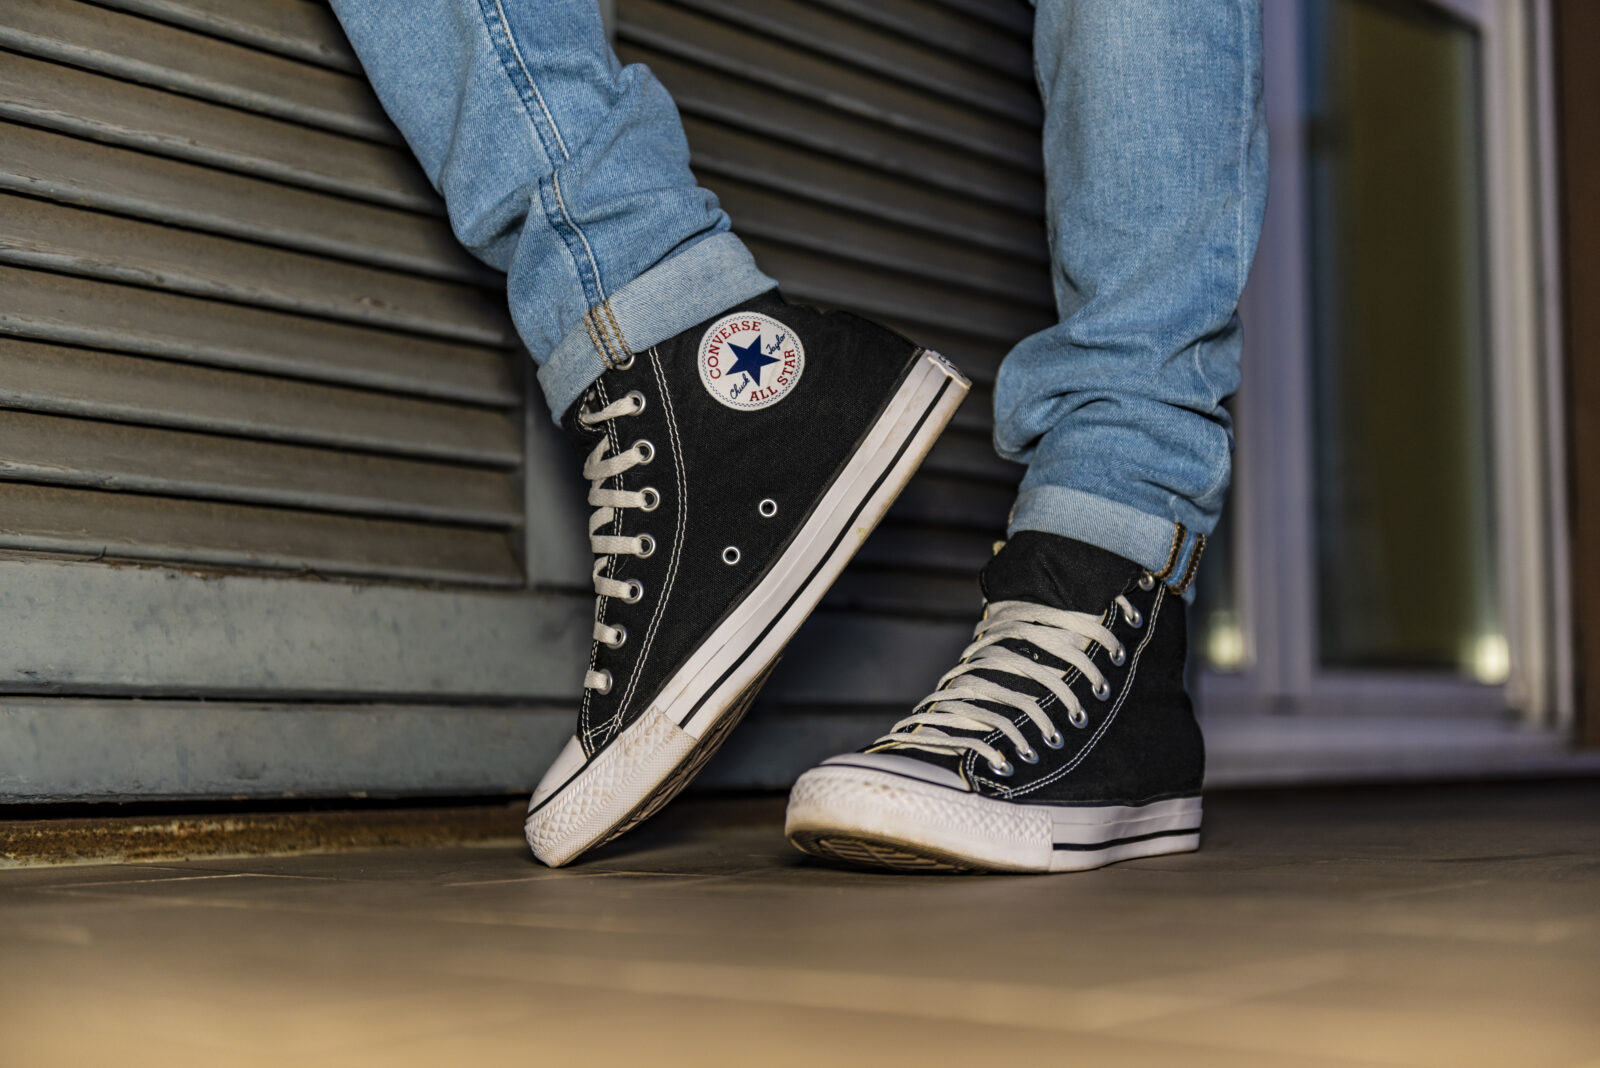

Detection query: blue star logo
xmin=726 ymin=333 xmax=780 ymax=385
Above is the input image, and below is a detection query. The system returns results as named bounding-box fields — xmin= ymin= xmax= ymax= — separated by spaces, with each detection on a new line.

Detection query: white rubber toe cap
xmin=817 ymin=751 xmax=971 ymax=791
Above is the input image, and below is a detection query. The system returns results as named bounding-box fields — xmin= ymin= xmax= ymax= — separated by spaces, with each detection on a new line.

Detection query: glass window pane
xmin=1305 ymin=0 xmax=1502 ymax=677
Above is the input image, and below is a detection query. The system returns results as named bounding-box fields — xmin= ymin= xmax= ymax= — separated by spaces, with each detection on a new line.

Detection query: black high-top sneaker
xmin=785 ymin=531 xmax=1204 ymax=873
xmin=524 ymin=289 xmax=969 ymax=866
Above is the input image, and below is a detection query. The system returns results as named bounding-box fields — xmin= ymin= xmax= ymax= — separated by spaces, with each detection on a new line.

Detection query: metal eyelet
xmin=1043 ymin=730 xmax=1065 ymax=749
xmin=593 ymin=669 xmax=613 ymax=695
xmin=1093 ymin=679 xmax=1112 ymax=701
xmin=633 ymin=439 xmax=655 ymax=465
xmin=722 ymin=546 xmax=741 ymax=566
xmin=602 ymin=624 xmax=627 ymax=649
xmin=624 ymin=390 xmax=646 ymax=414
xmin=622 ymin=579 xmax=644 ymax=604
xmin=639 ymin=487 xmax=660 ymax=511
xmin=758 ymin=498 xmax=778 ymax=518
xmin=1109 ymin=645 xmax=1126 ymax=666
xmin=613 ymin=352 xmax=636 ymax=371
xmin=1138 ymin=572 xmax=1156 ymax=592
xmin=988 ymin=759 xmax=1014 ymax=777
xmin=1069 ymin=709 xmax=1089 ymax=729
xmin=636 ymin=534 xmax=655 ymax=559
xmin=1125 ymin=606 xmax=1143 ymax=629
xmin=1017 ymin=747 xmax=1039 ymax=765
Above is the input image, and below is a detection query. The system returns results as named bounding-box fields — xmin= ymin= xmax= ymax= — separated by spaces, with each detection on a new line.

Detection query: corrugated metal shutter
xmin=0 ymin=0 xmax=527 ymax=586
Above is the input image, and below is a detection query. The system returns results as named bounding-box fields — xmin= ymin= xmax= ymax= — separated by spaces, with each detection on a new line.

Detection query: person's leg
xmin=332 ymin=1 xmax=971 ymax=867
xmin=786 ymin=0 xmax=1265 ymax=874
xmin=999 ymin=0 xmax=1267 ymax=593
xmin=328 ymin=0 xmax=773 ymax=421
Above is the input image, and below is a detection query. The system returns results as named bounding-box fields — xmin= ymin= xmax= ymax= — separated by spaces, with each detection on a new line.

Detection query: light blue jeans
xmin=330 ymin=0 xmax=1265 ymax=590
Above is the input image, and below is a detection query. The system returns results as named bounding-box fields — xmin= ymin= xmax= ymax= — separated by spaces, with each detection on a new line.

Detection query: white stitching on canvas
xmin=1010 ymin=587 xmax=1166 ymax=797
xmin=611 ymin=348 xmax=685 ymax=722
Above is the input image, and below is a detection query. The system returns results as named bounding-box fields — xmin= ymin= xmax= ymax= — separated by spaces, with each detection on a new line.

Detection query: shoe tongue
xmin=980 ymin=531 xmax=1143 ymax=614
xmin=560 ymin=386 xmax=608 ymax=453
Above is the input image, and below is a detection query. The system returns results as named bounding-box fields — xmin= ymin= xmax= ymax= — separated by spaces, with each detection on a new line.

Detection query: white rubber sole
xmin=525 ymin=351 xmax=970 ymax=867
xmin=785 ymin=764 xmax=1201 ymax=874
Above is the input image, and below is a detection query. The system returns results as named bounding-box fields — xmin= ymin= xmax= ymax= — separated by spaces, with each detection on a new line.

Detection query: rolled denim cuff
xmin=1008 ymin=485 xmax=1209 ymax=602
xmin=537 ymin=232 xmax=777 ymax=421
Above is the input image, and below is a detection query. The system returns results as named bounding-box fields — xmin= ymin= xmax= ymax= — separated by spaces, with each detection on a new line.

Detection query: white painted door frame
xmin=1196 ymin=0 xmax=1580 ymax=781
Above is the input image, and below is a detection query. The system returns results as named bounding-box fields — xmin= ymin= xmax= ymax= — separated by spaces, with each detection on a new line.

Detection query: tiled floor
xmin=2 ymin=781 xmax=1598 ymax=1067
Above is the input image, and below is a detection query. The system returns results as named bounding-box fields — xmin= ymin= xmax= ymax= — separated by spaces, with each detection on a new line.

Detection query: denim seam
xmin=1170 ymin=533 xmax=1206 ymax=595
xmin=483 ymin=0 xmax=570 ymax=162
xmin=552 ymin=170 xmax=607 ymax=305
xmin=479 ymin=0 xmax=616 ymax=370
xmin=1189 ymin=431 xmax=1234 ymax=520
xmin=538 ymin=174 xmax=604 ymax=313
xmin=580 ymin=309 xmax=612 ymax=370
xmin=598 ymin=298 xmax=633 ymax=363
xmin=1234 ymin=0 xmax=1251 ymax=297
xmin=1152 ymin=524 xmax=1185 ymax=582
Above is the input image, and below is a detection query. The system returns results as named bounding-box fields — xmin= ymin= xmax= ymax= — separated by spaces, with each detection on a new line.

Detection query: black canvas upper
xmin=567 ymin=288 xmax=926 ymax=758
xmin=870 ymin=530 xmax=1205 ymax=806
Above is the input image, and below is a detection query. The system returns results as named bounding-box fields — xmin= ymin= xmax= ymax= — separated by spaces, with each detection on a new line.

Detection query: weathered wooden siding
xmin=0 ymin=0 xmax=1046 ymax=801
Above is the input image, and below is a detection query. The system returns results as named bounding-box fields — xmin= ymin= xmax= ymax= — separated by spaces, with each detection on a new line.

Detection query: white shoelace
xmin=873 ymin=593 xmax=1146 ymax=775
xmin=577 ymin=390 xmax=657 ymax=696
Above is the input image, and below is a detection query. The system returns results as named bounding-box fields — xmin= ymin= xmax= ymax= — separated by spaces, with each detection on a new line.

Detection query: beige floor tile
xmin=0 ymin=780 xmax=1595 ymax=1066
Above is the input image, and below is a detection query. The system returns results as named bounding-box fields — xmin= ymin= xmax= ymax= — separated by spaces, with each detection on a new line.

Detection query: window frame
xmin=1193 ymin=0 xmax=1587 ymax=780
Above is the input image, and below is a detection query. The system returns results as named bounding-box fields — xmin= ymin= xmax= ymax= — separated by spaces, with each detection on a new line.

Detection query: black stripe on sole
xmin=1052 ymin=826 xmax=1201 ymax=851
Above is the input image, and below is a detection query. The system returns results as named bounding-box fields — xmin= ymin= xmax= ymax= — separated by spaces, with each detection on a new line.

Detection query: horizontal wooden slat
xmin=0 ymin=482 xmax=523 ymax=586
xmin=763 ymin=607 xmax=972 ymax=706
xmin=947 ymin=386 xmax=992 ymax=434
xmin=628 ymin=45 xmax=1045 ymax=214
xmin=0 ymin=121 xmax=488 ymax=283
xmin=924 ymin=428 xmax=1023 ymax=483
xmin=888 ymin=471 xmax=1014 ymax=529
xmin=0 ymin=267 xmax=520 ymax=406
xmin=620 ymin=0 xmax=1039 ymax=170
xmin=0 ymin=337 xmax=521 ymax=467
xmin=0 ymin=51 xmax=437 ymax=212
xmin=748 ymin=239 xmax=1052 ymax=343
xmin=667 ymin=0 xmax=1041 ymax=126
xmin=0 ymin=193 xmax=513 ymax=345
xmin=714 ymin=176 xmax=1053 ymax=307
xmin=0 ymin=700 xmax=576 ymax=799
xmin=854 ymin=519 xmax=998 ymax=573
xmin=685 ymin=116 xmax=1047 ymax=261
xmin=879 ymin=320 xmax=1012 ymax=386
xmin=926 ymin=0 xmax=1035 ymax=36
xmin=823 ymin=566 xmax=981 ymax=621
xmin=0 ymin=409 xmax=521 ymax=526
xmin=807 ymin=0 xmax=1034 ymax=76
xmin=0 ymin=0 xmax=394 ymax=142
xmin=95 ymin=0 xmax=361 ymax=73
xmin=0 ymin=555 xmax=581 ymax=697
xmin=0 ymin=699 xmax=571 ymax=800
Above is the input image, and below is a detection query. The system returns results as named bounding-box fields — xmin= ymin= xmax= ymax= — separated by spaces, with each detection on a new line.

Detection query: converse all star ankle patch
xmin=697 ymin=310 xmax=805 ymax=411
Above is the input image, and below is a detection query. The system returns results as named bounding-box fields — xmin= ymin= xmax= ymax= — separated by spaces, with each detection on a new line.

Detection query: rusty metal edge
xmin=0 ymin=803 xmax=527 ymax=867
